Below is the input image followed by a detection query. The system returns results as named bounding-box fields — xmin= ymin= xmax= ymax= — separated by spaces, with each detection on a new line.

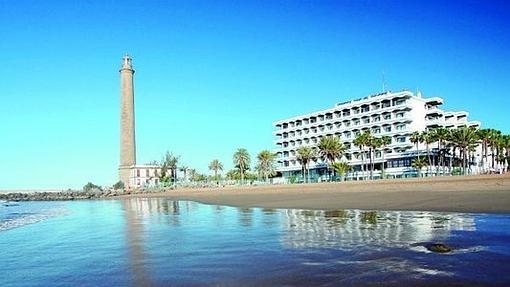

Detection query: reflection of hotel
xmin=273 ymin=90 xmax=481 ymax=180
xmin=281 ymin=209 xmax=475 ymax=249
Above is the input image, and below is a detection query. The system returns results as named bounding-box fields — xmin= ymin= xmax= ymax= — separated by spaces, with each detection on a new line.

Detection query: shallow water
xmin=1 ymin=199 xmax=510 ymax=286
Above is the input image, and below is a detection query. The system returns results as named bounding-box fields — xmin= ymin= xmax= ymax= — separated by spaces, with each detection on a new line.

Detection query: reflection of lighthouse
xmin=119 ymin=54 xmax=136 ymax=186
xmin=280 ymin=210 xmax=475 ymax=249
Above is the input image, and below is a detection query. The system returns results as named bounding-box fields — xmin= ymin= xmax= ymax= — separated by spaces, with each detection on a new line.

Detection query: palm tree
xmin=477 ymin=129 xmax=491 ymax=173
xmin=331 ymin=162 xmax=351 ymax=181
xmin=368 ymin=137 xmax=382 ymax=179
xmin=422 ymin=130 xmax=434 ymax=175
xmin=162 ymin=151 xmax=179 ymax=184
xmin=450 ymin=127 xmax=479 ymax=175
xmin=353 ymin=131 xmax=371 ymax=180
xmin=296 ymin=146 xmax=316 ymax=183
xmin=208 ymin=159 xmax=223 ymax=181
xmin=179 ymin=165 xmax=189 ymax=182
xmin=502 ymin=135 xmax=510 ymax=173
xmin=380 ymin=136 xmax=391 ymax=177
xmin=412 ymin=157 xmax=428 ymax=177
xmin=317 ymin=136 xmax=346 ymax=181
xmin=487 ymin=129 xmax=502 ymax=170
xmin=431 ymin=127 xmax=450 ymax=175
xmin=410 ymin=131 xmax=423 ymax=156
xmin=256 ymin=150 xmax=277 ymax=182
xmin=233 ymin=148 xmax=250 ymax=184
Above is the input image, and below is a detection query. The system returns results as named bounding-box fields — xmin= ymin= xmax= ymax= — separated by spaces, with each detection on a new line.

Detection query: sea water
xmin=1 ymin=198 xmax=510 ymax=286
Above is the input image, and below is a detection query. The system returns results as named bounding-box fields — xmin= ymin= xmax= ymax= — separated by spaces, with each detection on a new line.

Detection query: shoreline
xmin=122 ymin=174 xmax=510 ymax=214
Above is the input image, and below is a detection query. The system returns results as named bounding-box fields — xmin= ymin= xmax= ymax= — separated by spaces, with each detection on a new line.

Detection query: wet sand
xmin=125 ymin=174 xmax=510 ymax=214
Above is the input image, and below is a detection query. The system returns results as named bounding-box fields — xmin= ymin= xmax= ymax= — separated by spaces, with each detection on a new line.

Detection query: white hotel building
xmin=273 ymin=90 xmax=481 ymax=180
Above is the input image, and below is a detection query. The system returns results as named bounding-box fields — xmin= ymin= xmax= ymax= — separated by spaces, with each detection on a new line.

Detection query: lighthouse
xmin=119 ymin=54 xmax=136 ymax=186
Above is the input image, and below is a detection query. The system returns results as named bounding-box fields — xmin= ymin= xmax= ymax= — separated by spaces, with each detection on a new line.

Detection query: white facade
xmin=128 ymin=165 xmax=161 ymax=188
xmin=273 ymin=90 xmax=480 ymax=179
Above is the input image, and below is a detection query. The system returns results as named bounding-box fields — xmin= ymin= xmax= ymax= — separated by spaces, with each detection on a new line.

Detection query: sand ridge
xmin=123 ymin=174 xmax=510 ymax=213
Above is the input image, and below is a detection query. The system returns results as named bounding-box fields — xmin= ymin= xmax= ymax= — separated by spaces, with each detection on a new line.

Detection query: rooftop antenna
xmin=381 ymin=71 xmax=386 ymax=93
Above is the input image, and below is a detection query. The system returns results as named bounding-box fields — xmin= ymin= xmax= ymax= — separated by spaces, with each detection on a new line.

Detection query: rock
xmin=426 ymin=243 xmax=453 ymax=253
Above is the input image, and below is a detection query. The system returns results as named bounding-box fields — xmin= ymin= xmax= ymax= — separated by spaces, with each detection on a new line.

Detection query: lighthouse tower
xmin=119 ymin=54 xmax=136 ymax=186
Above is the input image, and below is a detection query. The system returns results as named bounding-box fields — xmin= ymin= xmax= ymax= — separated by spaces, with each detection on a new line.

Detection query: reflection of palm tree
xmin=361 ymin=211 xmax=378 ymax=224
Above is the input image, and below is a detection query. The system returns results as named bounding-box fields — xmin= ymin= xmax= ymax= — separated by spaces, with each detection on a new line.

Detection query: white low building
xmin=127 ymin=165 xmax=161 ymax=188
xmin=273 ymin=90 xmax=481 ymax=180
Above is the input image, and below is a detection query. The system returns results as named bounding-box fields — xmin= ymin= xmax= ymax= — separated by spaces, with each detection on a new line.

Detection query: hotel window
xmin=304 ymin=119 xmax=309 ymax=125
xmin=396 ymin=136 xmax=406 ymax=143
xmin=290 ymin=122 xmax=295 ymax=127
xmin=384 ymin=126 xmax=392 ymax=132
xmin=353 ymin=120 xmax=360 ymax=126
xmin=312 ymin=138 xmax=317 ymax=143
xmin=335 ymin=112 xmax=341 ymax=118
xmin=297 ymin=130 xmax=302 ymax=136
xmin=345 ymin=121 xmax=351 ymax=127
xmin=353 ymin=109 xmax=360 ymax=114
xmin=363 ymin=118 xmax=370 ymax=124
xmin=146 ymin=169 xmax=150 ymax=177
xmin=373 ymin=128 xmax=381 ymax=134
xmin=304 ymin=129 xmax=309 ymax=134
xmin=394 ymin=99 xmax=406 ymax=106
xmin=395 ymin=112 xmax=404 ymax=118
xmin=327 ymin=125 xmax=333 ymax=130
xmin=284 ymin=161 xmax=289 ymax=167
xmin=319 ymin=115 xmax=324 ymax=121
xmin=342 ymin=111 xmax=351 ymax=117
xmin=310 ymin=118 xmax=317 ymax=123
xmin=136 ymin=169 xmax=140 ymax=177
xmin=326 ymin=114 xmax=333 ymax=120
xmin=373 ymin=116 xmax=381 ymax=122
xmin=283 ymin=142 xmax=288 ymax=147
xmin=396 ymin=124 xmax=406 ymax=131
xmin=319 ymin=126 xmax=325 ymax=131
xmin=291 ymin=151 xmax=295 ymax=156
xmin=304 ymin=138 xmax=309 ymax=144
xmin=383 ymin=114 xmax=391 ymax=120
xmin=361 ymin=106 xmax=369 ymax=113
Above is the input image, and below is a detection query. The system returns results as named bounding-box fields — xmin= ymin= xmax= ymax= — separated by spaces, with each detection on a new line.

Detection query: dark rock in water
xmin=410 ymin=242 xmax=454 ymax=253
xmin=426 ymin=243 xmax=453 ymax=253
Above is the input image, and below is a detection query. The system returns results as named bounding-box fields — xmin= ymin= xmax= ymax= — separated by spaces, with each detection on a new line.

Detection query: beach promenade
xmin=126 ymin=174 xmax=510 ymax=214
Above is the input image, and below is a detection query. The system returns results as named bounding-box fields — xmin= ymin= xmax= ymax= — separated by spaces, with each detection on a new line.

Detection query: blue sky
xmin=0 ymin=0 xmax=509 ymax=189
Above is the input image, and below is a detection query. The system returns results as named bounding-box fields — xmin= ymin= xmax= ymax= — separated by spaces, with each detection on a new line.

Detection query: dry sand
xmin=125 ymin=174 xmax=510 ymax=214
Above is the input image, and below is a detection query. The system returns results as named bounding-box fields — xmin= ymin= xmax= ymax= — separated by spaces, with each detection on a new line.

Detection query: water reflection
xmin=122 ymin=199 xmax=153 ymax=287
xmin=281 ymin=209 xmax=476 ymax=249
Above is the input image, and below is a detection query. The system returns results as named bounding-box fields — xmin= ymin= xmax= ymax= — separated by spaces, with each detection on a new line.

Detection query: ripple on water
xmin=0 ymin=205 xmax=69 ymax=231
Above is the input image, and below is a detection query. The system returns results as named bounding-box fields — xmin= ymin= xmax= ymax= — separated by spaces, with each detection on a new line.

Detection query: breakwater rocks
xmin=0 ymin=189 xmax=124 ymax=201
xmin=0 ymin=187 xmax=174 ymax=202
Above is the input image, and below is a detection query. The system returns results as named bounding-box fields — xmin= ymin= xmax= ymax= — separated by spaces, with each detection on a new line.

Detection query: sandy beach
xmin=125 ymin=174 xmax=510 ymax=213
